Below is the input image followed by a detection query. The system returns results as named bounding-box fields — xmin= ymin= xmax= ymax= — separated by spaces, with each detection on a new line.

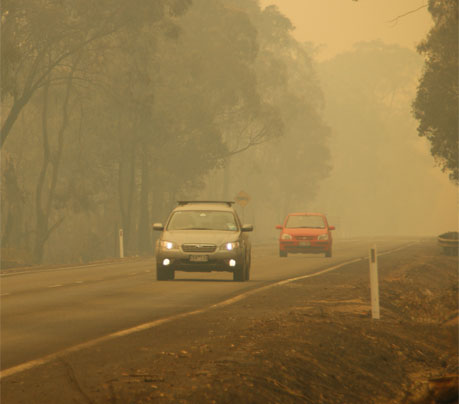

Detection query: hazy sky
xmin=259 ymin=0 xmax=433 ymax=59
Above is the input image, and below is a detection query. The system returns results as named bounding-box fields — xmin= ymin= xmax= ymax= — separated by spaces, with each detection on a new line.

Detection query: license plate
xmin=299 ymin=241 xmax=310 ymax=247
xmin=189 ymin=255 xmax=208 ymax=262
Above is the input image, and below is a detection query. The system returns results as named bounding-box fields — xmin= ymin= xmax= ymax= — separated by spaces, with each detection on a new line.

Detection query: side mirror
xmin=241 ymin=224 xmax=253 ymax=232
xmin=275 ymin=225 xmax=283 ymax=230
xmin=329 ymin=226 xmax=335 ymax=231
xmin=153 ymin=223 xmax=164 ymax=231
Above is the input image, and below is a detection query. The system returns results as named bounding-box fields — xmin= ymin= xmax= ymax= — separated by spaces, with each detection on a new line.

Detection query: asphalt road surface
xmin=1 ymin=237 xmax=416 ymax=373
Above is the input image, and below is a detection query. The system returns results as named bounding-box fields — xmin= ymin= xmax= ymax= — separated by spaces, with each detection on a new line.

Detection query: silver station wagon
xmin=153 ymin=201 xmax=253 ymax=281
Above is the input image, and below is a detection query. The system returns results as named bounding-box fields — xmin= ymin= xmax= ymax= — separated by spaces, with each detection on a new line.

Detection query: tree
xmin=412 ymin=0 xmax=458 ymax=182
xmin=199 ymin=2 xmax=332 ymax=236
xmin=1 ymin=0 xmax=192 ymax=263
xmin=146 ymin=0 xmax=276 ymax=206
xmin=0 ymin=0 xmax=191 ymax=148
xmin=0 ymin=0 xmax=330 ymax=264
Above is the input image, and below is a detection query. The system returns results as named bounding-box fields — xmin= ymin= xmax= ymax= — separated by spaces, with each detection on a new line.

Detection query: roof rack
xmin=177 ymin=200 xmax=235 ymax=206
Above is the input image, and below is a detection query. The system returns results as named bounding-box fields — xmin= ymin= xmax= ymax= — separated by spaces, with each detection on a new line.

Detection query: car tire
xmin=157 ymin=265 xmax=174 ymax=280
xmin=279 ymin=250 xmax=287 ymax=258
xmin=245 ymin=253 xmax=251 ymax=281
xmin=325 ymin=250 xmax=332 ymax=258
xmin=233 ymin=258 xmax=246 ymax=282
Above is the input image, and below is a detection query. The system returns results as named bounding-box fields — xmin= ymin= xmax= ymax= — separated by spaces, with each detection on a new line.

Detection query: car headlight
xmin=160 ymin=240 xmax=178 ymax=250
xmin=317 ymin=234 xmax=329 ymax=241
xmin=220 ymin=241 xmax=240 ymax=251
xmin=281 ymin=233 xmax=292 ymax=240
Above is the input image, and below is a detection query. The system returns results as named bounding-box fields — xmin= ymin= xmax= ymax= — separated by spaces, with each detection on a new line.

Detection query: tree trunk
xmin=1 ymin=95 xmax=31 ymax=148
xmin=138 ymin=149 xmax=152 ymax=254
xmin=33 ymin=62 xmax=75 ymax=263
xmin=33 ymin=79 xmax=51 ymax=264
xmin=1 ymin=157 xmax=24 ymax=248
xmin=118 ymin=140 xmax=137 ymax=255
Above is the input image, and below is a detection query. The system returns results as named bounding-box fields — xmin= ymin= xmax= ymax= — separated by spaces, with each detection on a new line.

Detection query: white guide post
xmin=369 ymin=244 xmax=380 ymax=319
xmin=119 ymin=229 xmax=124 ymax=259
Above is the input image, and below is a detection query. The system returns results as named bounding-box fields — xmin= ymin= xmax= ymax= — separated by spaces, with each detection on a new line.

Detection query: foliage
xmin=412 ymin=0 xmax=458 ymax=182
xmin=199 ymin=3 xmax=331 ymax=235
xmin=0 ymin=0 xmax=191 ymax=147
xmin=0 ymin=0 xmax=331 ymax=264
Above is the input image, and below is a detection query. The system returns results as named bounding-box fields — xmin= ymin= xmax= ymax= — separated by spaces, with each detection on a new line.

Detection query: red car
xmin=276 ymin=213 xmax=335 ymax=258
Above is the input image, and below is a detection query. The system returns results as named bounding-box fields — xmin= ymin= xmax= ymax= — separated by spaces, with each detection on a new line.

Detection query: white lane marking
xmin=0 ymin=243 xmax=416 ymax=380
xmin=2 ymin=280 xmax=83 ymax=298
xmin=0 ymin=263 xmax=103 ymax=277
xmin=0 ymin=259 xmax=156 ymax=278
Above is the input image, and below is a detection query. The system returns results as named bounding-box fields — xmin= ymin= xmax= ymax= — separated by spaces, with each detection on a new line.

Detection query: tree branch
xmin=388 ymin=4 xmax=427 ymax=26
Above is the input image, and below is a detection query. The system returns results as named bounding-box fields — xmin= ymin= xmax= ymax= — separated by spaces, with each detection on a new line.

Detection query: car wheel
xmin=279 ymin=250 xmax=287 ymax=258
xmin=325 ymin=250 xmax=332 ymax=258
xmin=245 ymin=253 xmax=251 ymax=281
xmin=233 ymin=258 xmax=246 ymax=282
xmin=157 ymin=264 xmax=174 ymax=280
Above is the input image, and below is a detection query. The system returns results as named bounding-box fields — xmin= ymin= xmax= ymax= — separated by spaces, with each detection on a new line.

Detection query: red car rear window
xmin=286 ymin=215 xmax=325 ymax=229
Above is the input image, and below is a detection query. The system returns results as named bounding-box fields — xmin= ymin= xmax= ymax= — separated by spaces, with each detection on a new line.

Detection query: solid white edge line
xmin=0 ymin=242 xmax=416 ymax=380
xmin=0 ymin=259 xmax=156 ymax=278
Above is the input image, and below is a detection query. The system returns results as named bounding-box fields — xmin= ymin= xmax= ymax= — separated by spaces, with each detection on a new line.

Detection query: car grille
xmin=181 ymin=244 xmax=217 ymax=253
xmin=295 ymin=236 xmax=315 ymax=240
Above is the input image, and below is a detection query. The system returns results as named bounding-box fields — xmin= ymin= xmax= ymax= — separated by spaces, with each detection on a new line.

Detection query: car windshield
xmin=167 ymin=211 xmax=238 ymax=231
xmin=286 ymin=215 xmax=325 ymax=229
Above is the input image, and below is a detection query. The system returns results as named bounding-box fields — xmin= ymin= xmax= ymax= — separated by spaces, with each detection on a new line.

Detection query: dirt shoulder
xmin=2 ymin=240 xmax=457 ymax=404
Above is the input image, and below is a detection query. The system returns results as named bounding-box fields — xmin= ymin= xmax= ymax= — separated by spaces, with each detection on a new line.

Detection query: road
xmin=0 ymin=237 xmax=415 ymax=373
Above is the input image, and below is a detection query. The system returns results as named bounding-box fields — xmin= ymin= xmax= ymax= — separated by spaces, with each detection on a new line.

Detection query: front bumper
xmin=156 ymin=248 xmax=244 ymax=272
xmin=279 ymin=240 xmax=331 ymax=253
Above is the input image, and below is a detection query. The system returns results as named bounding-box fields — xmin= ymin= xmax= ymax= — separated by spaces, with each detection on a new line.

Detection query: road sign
xmin=235 ymin=190 xmax=250 ymax=207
